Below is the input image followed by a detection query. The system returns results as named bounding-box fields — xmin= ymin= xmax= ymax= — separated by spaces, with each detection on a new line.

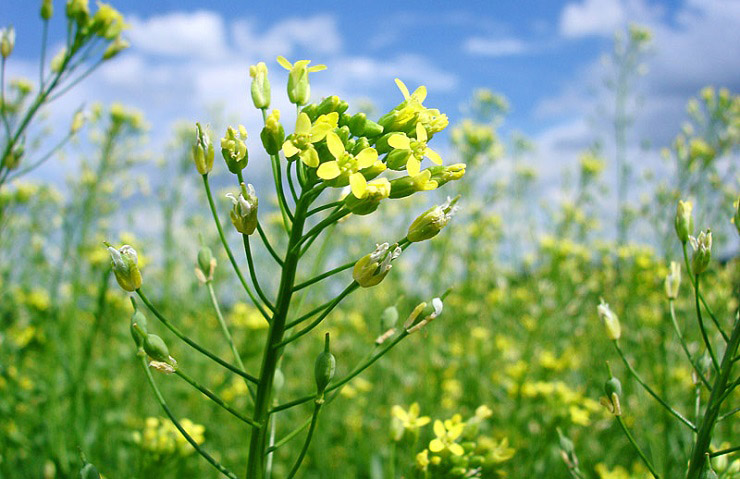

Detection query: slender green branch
xmin=668 ymin=300 xmax=711 ymax=389
xmin=307 ymin=201 xmax=343 ymax=217
xmin=286 ymin=297 xmax=336 ymax=329
xmin=718 ymin=406 xmax=739 ymax=422
xmin=682 ymin=243 xmax=729 ymax=342
xmin=615 ymin=416 xmax=661 ymax=479
xmin=695 ymin=275 xmax=720 ymax=373
xmin=295 ymin=208 xmax=350 ymax=254
xmin=293 ymin=260 xmax=355 ymax=292
xmin=243 ymin=235 xmax=275 ymax=311
xmin=174 ymin=369 xmax=259 ymax=428
xmin=47 ymin=58 xmax=105 ymax=103
xmin=206 ymin=281 xmax=256 ymax=400
xmin=614 ymin=342 xmax=696 ymax=431
xmin=286 ymin=401 xmax=322 ymax=479
xmin=136 ymin=289 xmax=258 ymax=384
xmin=286 ymin=159 xmax=299 ymax=204
xmin=139 ymin=356 xmax=238 ymax=479
xmin=275 ymin=282 xmax=359 ymax=349
xmin=202 ymin=174 xmax=271 ymax=322
xmin=256 ymin=222 xmax=283 ymax=266
xmin=265 ymin=415 xmax=312 ymax=454
xmin=0 ymin=57 xmax=10 ymax=137
xmin=7 ymin=131 xmax=74 ymax=181
xmin=709 ymin=445 xmax=739 ymax=457
xmin=717 ymin=376 xmax=739 ymax=403
xmin=261 ymin=108 xmax=293 ymax=232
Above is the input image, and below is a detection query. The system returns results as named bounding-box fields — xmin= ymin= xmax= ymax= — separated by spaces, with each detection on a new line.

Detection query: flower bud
xmin=50 ymin=47 xmax=67 ymax=73
xmin=195 ymin=245 xmax=216 ymax=283
xmin=143 ymin=333 xmax=176 ymax=368
xmin=226 ymin=183 xmax=258 ymax=235
xmin=130 ymin=310 xmax=148 ymax=349
xmin=260 ymin=110 xmax=284 ymax=155
xmin=664 ymin=261 xmax=681 ymax=299
xmin=353 ymin=242 xmax=401 ymax=288
xmin=689 ymin=229 xmax=712 ymax=274
xmin=344 ymin=178 xmax=391 ymax=215
xmin=429 ymin=163 xmax=466 ymax=187
xmin=604 ymin=377 xmax=622 ymax=397
xmin=597 ymin=300 xmax=621 ymax=341
xmin=249 ymin=62 xmax=271 ymax=109
xmin=221 ymin=125 xmax=248 ymax=174
xmin=348 ymin=112 xmax=367 ymax=136
xmin=41 ymin=0 xmax=54 ymax=20
xmin=90 ymin=3 xmax=127 ymax=40
xmin=317 ymin=95 xmax=341 ymax=116
xmin=107 ymin=244 xmax=142 ymax=292
xmin=102 ymin=36 xmax=129 ymax=60
xmin=314 ymin=332 xmax=335 ymax=395
xmin=675 ymin=200 xmax=693 ymax=244
xmin=70 ymin=110 xmax=86 ymax=134
xmin=192 ymin=122 xmax=214 ymax=175
xmin=66 ymin=0 xmax=89 ymax=23
xmin=1 ymin=27 xmax=15 ymax=59
xmin=277 ymin=56 xmax=327 ymax=106
xmin=407 ymin=196 xmax=459 ymax=242
xmin=389 ymin=170 xmax=438 ymax=199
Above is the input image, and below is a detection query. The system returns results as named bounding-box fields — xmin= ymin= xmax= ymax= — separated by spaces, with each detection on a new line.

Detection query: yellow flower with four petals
xmin=388 ymin=122 xmax=443 ymax=176
xmin=316 ymin=131 xmax=384 ymax=198
xmin=282 ymin=112 xmax=338 ymax=167
xmin=429 ymin=418 xmax=465 ymax=456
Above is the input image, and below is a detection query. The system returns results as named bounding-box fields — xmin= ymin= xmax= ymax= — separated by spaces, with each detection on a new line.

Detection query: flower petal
xmin=282 ymin=140 xmax=299 ymax=158
xmin=308 ymin=64 xmax=327 ymax=72
xmin=300 ymin=147 xmax=319 ymax=168
xmin=424 ymin=147 xmax=442 ymax=165
xmin=407 ymin=157 xmax=421 ymax=177
xmin=448 ymin=423 xmax=464 ymax=440
xmin=317 ymin=161 xmax=340 ymax=180
xmin=394 ymin=78 xmax=410 ymax=100
xmin=433 ymin=420 xmax=445 ymax=438
xmin=412 ymin=85 xmax=427 ymax=103
xmin=276 ymin=56 xmax=292 ymax=71
xmin=350 ymin=172 xmax=367 ymax=198
xmin=429 ymin=439 xmax=445 ymax=453
xmin=416 ymin=122 xmax=427 ymax=143
xmin=391 ymin=405 xmax=408 ymax=422
xmin=310 ymin=123 xmax=332 ymax=143
xmin=355 ymin=148 xmax=378 ymax=169
xmin=296 ymin=112 xmax=311 ymax=135
xmin=416 ymin=416 xmax=431 ymax=427
xmin=388 ymin=134 xmax=411 ymax=150
xmin=449 ymin=443 xmax=465 ymax=456
xmin=326 ymin=131 xmax=345 ymax=160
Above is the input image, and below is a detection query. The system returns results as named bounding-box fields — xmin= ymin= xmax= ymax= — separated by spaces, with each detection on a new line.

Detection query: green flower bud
xmin=66 ymin=0 xmax=89 ymax=23
xmin=317 ymin=95 xmax=341 ymax=116
xmin=226 ymin=183 xmax=258 ymax=235
xmin=597 ymin=300 xmax=621 ymax=341
xmin=314 ymin=333 xmax=335 ymax=395
xmin=50 ymin=47 xmax=67 ymax=73
xmin=344 ymin=178 xmax=391 ymax=215
xmin=143 ymin=333 xmax=173 ymax=365
xmin=277 ymin=56 xmax=327 ymax=106
xmin=130 ymin=310 xmax=148 ymax=349
xmin=102 ymin=36 xmax=128 ymax=60
xmin=195 ymin=245 xmax=216 ymax=283
xmin=79 ymin=463 xmax=100 ymax=479
xmin=107 ymin=244 xmax=142 ymax=292
xmin=350 ymin=137 xmax=370 ymax=156
xmin=429 ymin=163 xmax=466 ymax=187
xmin=192 ymin=122 xmax=215 ymax=175
xmin=675 ymin=200 xmax=693 ymax=244
xmin=221 ymin=125 xmax=249 ymax=174
xmin=664 ymin=261 xmax=681 ymax=299
xmin=353 ymin=242 xmax=401 ymax=288
xmin=336 ymin=99 xmax=349 ymax=115
xmin=363 ymin=119 xmax=384 ymax=138
xmin=407 ymin=196 xmax=459 ymax=242
xmin=249 ymin=62 xmax=271 ymax=109
xmin=604 ymin=377 xmax=622 ymax=397
xmin=386 ymin=148 xmax=411 ymax=170
xmin=300 ymin=103 xmax=319 ymax=122
xmin=1 ymin=27 xmax=15 ymax=59
xmin=348 ymin=112 xmax=367 ymax=136
xmin=389 ymin=170 xmax=439 ymax=199
xmin=260 ymin=110 xmax=284 ymax=155
xmin=90 ymin=3 xmax=127 ymax=40
xmin=689 ymin=229 xmax=712 ymax=275
xmin=41 ymin=0 xmax=54 ymax=20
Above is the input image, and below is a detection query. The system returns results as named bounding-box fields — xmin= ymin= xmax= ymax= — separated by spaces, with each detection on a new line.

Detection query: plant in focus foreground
xmin=108 ymin=56 xmax=466 ymax=478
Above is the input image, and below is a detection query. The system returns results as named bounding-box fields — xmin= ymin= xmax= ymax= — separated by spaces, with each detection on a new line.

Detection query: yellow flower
xmin=276 ymin=56 xmax=327 ymax=105
xmin=392 ymin=402 xmax=431 ymax=429
xmin=316 ymin=131 xmax=384 ymax=198
xmin=429 ymin=419 xmax=465 ymax=456
xmin=416 ymin=449 xmax=430 ymax=469
xmin=388 ymin=122 xmax=443 ymax=176
xmin=282 ymin=112 xmax=338 ymax=167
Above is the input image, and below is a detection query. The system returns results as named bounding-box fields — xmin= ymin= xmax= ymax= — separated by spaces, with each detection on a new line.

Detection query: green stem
xmin=7 ymin=131 xmax=74 ymax=181
xmin=136 ymin=289 xmax=258 ymax=384
xmin=202 ymin=174 xmax=271 ymax=322
xmin=243 ymin=235 xmax=275 ymax=311
xmin=295 ymin=207 xmax=350 ymax=253
xmin=265 ymin=415 xmax=312 ymax=454
xmin=256 ymin=222 xmax=283 ymax=266
xmin=615 ymin=416 xmax=660 ymax=479
xmin=668 ymin=300 xmax=711 ymax=389
xmin=261 ymin=108 xmax=293 ymax=232
xmin=286 ymin=401 xmax=322 ymax=479
xmin=695 ymin=275 xmax=720 ymax=373
xmin=710 ymin=445 xmax=739 ymax=457
xmin=614 ymin=342 xmax=696 ymax=431
xmin=307 ymin=201 xmax=343 ymax=217
xmin=293 ymin=260 xmax=355 ymax=292
xmin=40 ymin=20 xmax=49 ymax=87
xmin=139 ymin=356 xmax=238 ymax=479
xmin=286 ymin=297 xmax=336 ymax=329
xmin=174 ymin=369 xmax=259 ymax=428
xmin=682 ymin=243 xmax=729 ymax=342
xmin=718 ymin=406 xmax=739 ymax=422
xmin=286 ymin=159 xmax=299 ymax=204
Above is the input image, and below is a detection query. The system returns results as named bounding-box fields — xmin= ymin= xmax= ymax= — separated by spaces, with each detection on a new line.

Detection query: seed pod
xmin=130 ymin=310 xmax=148 ymax=348
xmin=41 ymin=0 xmax=54 ymax=20
xmin=144 ymin=334 xmax=170 ymax=363
xmin=79 ymin=463 xmax=100 ymax=479
xmin=314 ymin=333 xmax=335 ymax=395
xmin=604 ymin=377 xmax=622 ymax=397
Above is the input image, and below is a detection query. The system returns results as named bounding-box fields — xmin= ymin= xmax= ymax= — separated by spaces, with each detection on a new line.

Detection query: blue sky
xmin=4 ymin=0 xmax=740 ymax=188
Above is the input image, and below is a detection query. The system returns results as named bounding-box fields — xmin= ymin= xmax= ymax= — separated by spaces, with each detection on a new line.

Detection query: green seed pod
xmin=79 ymin=463 xmax=100 ymax=479
xmin=314 ymin=333 xmax=335 ymax=395
xmin=348 ymin=112 xmax=367 ymax=137
xmin=130 ymin=311 xmax=148 ymax=348
xmin=197 ymin=246 xmax=213 ymax=276
xmin=353 ymin=243 xmax=400 ymax=286
xmin=604 ymin=377 xmax=622 ymax=397
xmin=107 ymin=244 xmax=142 ymax=292
xmin=144 ymin=334 xmax=170 ymax=363
xmin=363 ymin=119 xmax=384 ymax=138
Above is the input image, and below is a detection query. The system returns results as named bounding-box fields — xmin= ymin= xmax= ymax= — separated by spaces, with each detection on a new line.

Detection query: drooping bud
xmin=130 ymin=310 xmax=148 ymax=349
xmin=277 ymin=56 xmax=327 ymax=106
xmin=344 ymin=178 xmax=391 ymax=215
xmin=90 ymin=3 xmax=127 ymax=40
xmin=221 ymin=125 xmax=249 ymax=174
xmin=429 ymin=163 xmax=466 ymax=188
xmin=41 ymin=0 xmax=54 ymax=20
xmin=249 ymin=62 xmax=271 ymax=109
xmin=689 ymin=229 xmax=712 ymax=275
xmin=1 ymin=27 xmax=15 ymax=58
xmin=675 ymin=200 xmax=693 ymax=244
xmin=597 ymin=299 xmax=621 ymax=341
xmin=353 ymin=242 xmax=402 ymax=288
xmin=260 ymin=109 xmax=284 ymax=155
xmin=664 ymin=261 xmax=681 ymax=300
xmin=102 ymin=36 xmax=129 ymax=60
xmin=106 ymin=243 xmax=142 ymax=292
xmin=314 ymin=332 xmax=335 ymax=396
xmin=407 ymin=196 xmax=459 ymax=242
xmin=226 ymin=183 xmax=258 ymax=235
xmin=192 ymin=122 xmax=215 ymax=175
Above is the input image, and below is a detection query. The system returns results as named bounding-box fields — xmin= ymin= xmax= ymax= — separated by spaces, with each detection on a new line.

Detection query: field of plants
xmin=0 ymin=2 xmax=738 ymax=479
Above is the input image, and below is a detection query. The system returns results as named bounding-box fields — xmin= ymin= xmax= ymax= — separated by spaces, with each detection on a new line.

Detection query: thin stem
xmin=174 ymin=369 xmax=259 ymax=428
xmin=139 ymin=356 xmax=238 ymax=479
xmin=46 ymin=59 xmax=105 ymax=103
xmin=265 ymin=415 xmax=312 ymax=454
xmin=615 ymin=416 xmax=661 ymax=479
xmin=307 ymin=201 xmax=343 ymax=217
xmin=682 ymin=243 xmax=729 ymax=342
xmin=293 ymin=260 xmax=355 ymax=292
xmin=718 ymin=406 xmax=739 ymax=422
xmin=286 ymin=160 xmax=299 ymax=204
xmin=709 ymin=445 xmax=739 ymax=457
xmin=1 ymin=57 xmax=11 ymax=137
xmin=614 ymin=342 xmax=696 ymax=431
xmin=695 ymin=276 xmax=720 ymax=373
xmin=275 ymin=282 xmax=359 ymax=349
xmin=40 ymin=20 xmax=49 ymax=88
xmin=136 ymin=289 xmax=258 ymax=384
xmin=202 ymin=174 xmax=270 ymax=322
xmin=286 ymin=401 xmax=322 ymax=479
xmin=668 ymin=300 xmax=711 ymax=389
xmin=286 ymin=298 xmax=336 ymax=329
xmin=243 ymin=235 xmax=275 ymax=311
xmin=256 ymin=222 xmax=283 ymax=266
xmin=206 ymin=281 xmax=256 ymax=400
xmin=295 ymin=208 xmax=350 ymax=254
xmin=261 ymin=108 xmax=293 ymax=232
xmin=7 ymin=131 xmax=74 ymax=180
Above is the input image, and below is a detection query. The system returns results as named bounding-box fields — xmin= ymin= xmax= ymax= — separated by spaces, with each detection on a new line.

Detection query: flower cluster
xmin=132 ymin=416 xmax=205 ymax=459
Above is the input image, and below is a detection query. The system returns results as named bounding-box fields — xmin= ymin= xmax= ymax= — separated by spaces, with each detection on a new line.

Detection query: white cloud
xmin=464 ymin=37 xmax=529 ymax=56
xmin=127 ymin=11 xmax=229 ymax=60
xmin=231 ymin=15 xmax=341 ymax=59
xmin=560 ymin=0 xmax=625 ymax=37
